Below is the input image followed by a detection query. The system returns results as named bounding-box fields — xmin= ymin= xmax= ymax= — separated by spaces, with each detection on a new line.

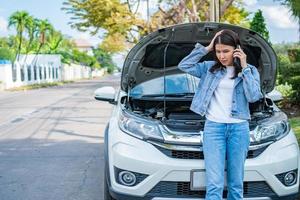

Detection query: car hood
xmin=121 ymin=22 xmax=277 ymax=93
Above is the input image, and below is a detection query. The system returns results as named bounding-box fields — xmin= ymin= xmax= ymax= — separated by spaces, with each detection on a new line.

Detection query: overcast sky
xmin=0 ymin=0 xmax=298 ymax=45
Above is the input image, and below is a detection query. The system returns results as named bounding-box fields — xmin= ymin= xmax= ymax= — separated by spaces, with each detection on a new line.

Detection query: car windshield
xmin=130 ymin=74 xmax=199 ymax=98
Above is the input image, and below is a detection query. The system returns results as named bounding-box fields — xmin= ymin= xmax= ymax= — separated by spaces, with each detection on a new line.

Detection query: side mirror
xmin=267 ymin=89 xmax=283 ymax=102
xmin=94 ymin=86 xmax=116 ymax=104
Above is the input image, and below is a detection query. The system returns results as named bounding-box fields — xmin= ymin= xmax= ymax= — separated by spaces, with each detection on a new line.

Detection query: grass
xmin=7 ymin=81 xmax=74 ymax=91
xmin=289 ymin=117 xmax=300 ymax=144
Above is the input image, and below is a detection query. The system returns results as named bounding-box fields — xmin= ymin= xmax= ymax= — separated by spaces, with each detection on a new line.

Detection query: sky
xmin=0 ymin=0 xmax=299 ymax=67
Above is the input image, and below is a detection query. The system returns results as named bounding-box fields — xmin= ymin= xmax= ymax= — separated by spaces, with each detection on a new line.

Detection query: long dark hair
xmin=209 ymin=29 xmax=242 ymax=79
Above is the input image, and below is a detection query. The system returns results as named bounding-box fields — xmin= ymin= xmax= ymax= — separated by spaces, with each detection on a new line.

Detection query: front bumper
xmin=108 ymin=190 xmax=299 ymax=200
xmin=107 ymin=120 xmax=300 ymax=199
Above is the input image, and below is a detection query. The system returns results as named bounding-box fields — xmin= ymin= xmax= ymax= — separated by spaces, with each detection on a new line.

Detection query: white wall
xmin=61 ymin=63 xmax=90 ymax=81
xmin=0 ymin=54 xmax=106 ymax=90
xmin=61 ymin=63 xmax=105 ymax=81
xmin=0 ymin=63 xmax=13 ymax=89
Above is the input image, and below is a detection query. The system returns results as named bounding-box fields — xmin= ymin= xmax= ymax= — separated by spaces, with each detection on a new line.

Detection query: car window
xmin=130 ymin=74 xmax=199 ymax=97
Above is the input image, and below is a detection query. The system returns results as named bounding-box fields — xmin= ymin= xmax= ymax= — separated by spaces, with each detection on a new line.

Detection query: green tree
xmin=93 ymin=47 xmax=116 ymax=73
xmin=46 ymin=30 xmax=64 ymax=54
xmin=8 ymin=11 xmax=31 ymax=60
xmin=0 ymin=47 xmax=14 ymax=61
xmin=155 ymin=0 xmax=250 ymax=27
xmin=63 ymin=0 xmax=251 ymax=53
xmin=24 ymin=16 xmax=39 ymax=54
xmin=56 ymin=38 xmax=76 ymax=64
xmin=0 ymin=37 xmax=14 ymax=61
xmin=35 ymin=19 xmax=53 ymax=54
xmin=221 ymin=5 xmax=250 ymax=28
xmin=0 ymin=37 xmax=10 ymax=48
xmin=250 ymin=9 xmax=270 ymax=42
xmin=62 ymin=0 xmax=141 ymax=53
xmin=72 ymin=49 xmax=100 ymax=69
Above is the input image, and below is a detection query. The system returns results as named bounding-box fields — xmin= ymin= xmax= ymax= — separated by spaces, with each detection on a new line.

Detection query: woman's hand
xmin=233 ymin=47 xmax=247 ymax=68
xmin=205 ymin=30 xmax=224 ymax=52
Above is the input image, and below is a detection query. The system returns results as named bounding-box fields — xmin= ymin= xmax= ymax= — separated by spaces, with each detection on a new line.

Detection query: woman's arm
xmin=233 ymin=44 xmax=263 ymax=102
xmin=178 ymin=43 xmax=213 ymax=78
xmin=178 ymin=31 xmax=223 ymax=79
xmin=241 ymin=65 xmax=263 ymax=103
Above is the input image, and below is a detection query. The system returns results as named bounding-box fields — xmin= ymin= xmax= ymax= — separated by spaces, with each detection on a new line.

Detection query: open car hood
xmin=121 ymin=22 xmax=277 ymax=94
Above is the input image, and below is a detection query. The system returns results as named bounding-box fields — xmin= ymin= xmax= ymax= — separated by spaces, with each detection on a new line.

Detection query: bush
xmin=274 ymin=43 xmax=300 ymax=105
xmin=287 ymin=48 xmax=300 ymax=62
xmin=275 ymin=82 xmax=295 ymax=108
xmin=280 ymin=62 xmax=300 ymax=78
xmin=93 ymin=48 xmax=117 ymax=74
xmin=0 ymin=47 xmax=14 ymax=61
xmin=289 ymin=76 xmax=300 ymax=101
xmin=276 ymin=54 xmax=291 ymax=84
xmin=72 ymin=49 xmax=100 ymax=69
xmin=59 ymin=51 xmax=72 ymax=64
xmin=272 ymin=43 xmax=299 ymax=55
xmin=279 ymin=62 xmax=300 ymax=103
xmin=276 ymin=82 xmax=294 ymax=98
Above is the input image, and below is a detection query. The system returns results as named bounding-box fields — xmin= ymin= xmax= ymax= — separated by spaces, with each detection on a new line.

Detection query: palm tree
xmin=22 ymin=16 xmax=39 ymax=65
xmin=35 ymin=19 xmax=53 ymax=54
xmin=8 ymin=11 xmax=30 ymax=61
xmin=46 ymin=30 xmax=64 ymax=54
xmin=31 ymin=19 xmax=53 ymax=66
xmin=25 ymin=16 xmax=39 ymax=54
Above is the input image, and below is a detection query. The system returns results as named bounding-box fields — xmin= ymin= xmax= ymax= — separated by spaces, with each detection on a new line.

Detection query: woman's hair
xmin=209 ymin=29 xmax=242 ymax=79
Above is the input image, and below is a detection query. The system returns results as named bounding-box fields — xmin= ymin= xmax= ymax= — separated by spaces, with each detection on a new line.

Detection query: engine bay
xmin=122 ymin=96 xmax=274 ymax=132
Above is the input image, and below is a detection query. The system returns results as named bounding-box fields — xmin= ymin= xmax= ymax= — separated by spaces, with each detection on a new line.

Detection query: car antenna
xmin=162 ymin=27 xmax=175 ymax=122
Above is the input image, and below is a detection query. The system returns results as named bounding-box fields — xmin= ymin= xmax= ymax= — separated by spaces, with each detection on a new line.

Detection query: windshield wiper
xmin=141 ymin=93 xmax=194 ymax=98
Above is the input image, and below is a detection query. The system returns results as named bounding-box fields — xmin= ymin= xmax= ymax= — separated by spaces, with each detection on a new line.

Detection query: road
xmin=0 ymin=74 xmax=120 ymax=200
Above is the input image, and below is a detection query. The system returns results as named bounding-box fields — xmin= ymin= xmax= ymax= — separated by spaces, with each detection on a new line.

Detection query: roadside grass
xmin=289 ymin=117 xmax=300 ymax=144
xmin=7 ymin=81 xmax=74 ymax=91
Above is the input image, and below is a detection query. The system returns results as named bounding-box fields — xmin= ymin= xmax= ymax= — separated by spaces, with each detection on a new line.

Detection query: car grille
xmin=155 ymin=145 xmax=268 ymax=159
xmin=147 ymin=181 xmax=276 ymax=198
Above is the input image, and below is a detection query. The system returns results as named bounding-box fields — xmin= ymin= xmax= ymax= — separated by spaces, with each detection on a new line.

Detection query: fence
xmin=0 ymin=54 xmax=105 ymax=90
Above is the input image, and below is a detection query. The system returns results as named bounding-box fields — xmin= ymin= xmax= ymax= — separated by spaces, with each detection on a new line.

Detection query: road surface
xmin=0 ymin=75 xmax=120 ymax=200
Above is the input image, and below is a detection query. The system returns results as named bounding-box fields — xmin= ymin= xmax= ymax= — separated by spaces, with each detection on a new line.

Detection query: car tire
xmin=104 ymin=173 xmax=115 ymax=200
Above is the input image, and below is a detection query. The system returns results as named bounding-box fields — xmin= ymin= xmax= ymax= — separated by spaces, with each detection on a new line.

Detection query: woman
xmin=178 ymin=29 xmax=263 ymax=200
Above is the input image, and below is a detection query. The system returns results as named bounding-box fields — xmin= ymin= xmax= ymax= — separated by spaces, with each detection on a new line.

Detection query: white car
xmin=95 ymin=23 xmax=300 ymax=200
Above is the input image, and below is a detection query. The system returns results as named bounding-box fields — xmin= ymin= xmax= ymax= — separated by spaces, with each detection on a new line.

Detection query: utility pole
xmin=146 ymin=0 xmax=150 ymax=31
xmin=210 ymin=0 xmax=220 ymax=22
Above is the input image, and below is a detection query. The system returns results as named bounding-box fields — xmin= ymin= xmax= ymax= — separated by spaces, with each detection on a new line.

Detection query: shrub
xmin=0 ymin=47 xmax=14 ymax=61
xmin=289 ymin=76 xmax=300 ymax=101
xmin=276 ymin=82 xmax=294 ymax=98
xmin=279 ymin=63 xmax=300 ymax=103
xmin=287 ymin=48 xmax=300 ymax=62
xmin=280 ymin=62 xmax=300 ymax=78
xmin=72 ymin=49 xmax=100 ymax=69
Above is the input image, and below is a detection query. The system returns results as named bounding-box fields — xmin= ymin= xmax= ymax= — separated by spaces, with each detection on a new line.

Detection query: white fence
xmin=0 ymin=55 xmax=105 ymax=90
xmin=61 ymin=63 xmax=105 ymax=81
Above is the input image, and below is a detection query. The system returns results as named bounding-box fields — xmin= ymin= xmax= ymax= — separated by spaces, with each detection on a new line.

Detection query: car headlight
xmin=118 ymin=110 xmax=163 ymax=141
xmin=251 ymin=120 xmax=290 ymax=144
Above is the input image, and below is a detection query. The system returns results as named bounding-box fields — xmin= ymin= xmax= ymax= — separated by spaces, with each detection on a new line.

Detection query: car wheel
xmin=104 ymin=173 xmax=115 ymax=200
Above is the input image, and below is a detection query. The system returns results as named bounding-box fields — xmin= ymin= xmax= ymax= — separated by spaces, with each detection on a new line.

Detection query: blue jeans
xmin=203 ymin=119 xmax=250 ymax=200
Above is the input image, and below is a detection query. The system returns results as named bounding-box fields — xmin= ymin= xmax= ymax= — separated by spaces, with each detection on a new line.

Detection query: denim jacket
xmin=178 ymin=43 xmax=263 ymax=120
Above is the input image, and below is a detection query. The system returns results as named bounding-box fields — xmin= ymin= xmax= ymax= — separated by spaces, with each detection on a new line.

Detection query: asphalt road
xmin=0 ymin=74 xmax=120 ymax=200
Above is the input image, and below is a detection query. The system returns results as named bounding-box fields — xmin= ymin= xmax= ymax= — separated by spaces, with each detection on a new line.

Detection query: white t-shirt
xmin=206 ymin=66 xmax=246 ymax=123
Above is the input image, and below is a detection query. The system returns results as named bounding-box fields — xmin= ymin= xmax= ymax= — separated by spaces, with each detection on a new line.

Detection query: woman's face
xmin=215 ymin=43 xmax=235 ymax=66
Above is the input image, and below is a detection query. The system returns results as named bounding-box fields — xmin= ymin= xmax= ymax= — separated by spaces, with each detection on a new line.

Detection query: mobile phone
xmin=233 ymin=45 xmax=241 ymax=67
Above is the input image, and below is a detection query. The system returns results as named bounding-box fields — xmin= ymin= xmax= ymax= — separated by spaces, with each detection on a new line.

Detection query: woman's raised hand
xmin=205 ymin=30 xmax=224 ymax=52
